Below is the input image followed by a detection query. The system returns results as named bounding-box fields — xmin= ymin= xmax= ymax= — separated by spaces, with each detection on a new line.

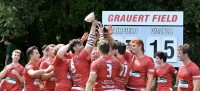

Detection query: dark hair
xmin=69 ymin=39 xmax=82 ymax=53
xmin=97 ymin=40 xmax=110 ymax=54
xmin=178 ymin=43 xmax=191 ymax=57
xmin=26 ymin=46 xmax=38 ymax=59
xmin=112 ymin=41 xmax=126 ymax=55
xmin=155 ymin=51 xmax=167 ymax=62
xmin=3 ymin=37 xmax=11 ymax=42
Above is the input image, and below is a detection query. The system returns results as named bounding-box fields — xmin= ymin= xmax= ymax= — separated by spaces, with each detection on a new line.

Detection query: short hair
xmin=129 ymin=38 xmax=145 ymax=52
xmin=53 ymin=44 xmax=64 ymax=55
xmin=12 ymin=49 xmax=21 ymax=55
xmin=155 ymin=51 xmax=167 ymax=63
xmin=68 ymin=39 xmax=82 ymax=53
xmin=2 ymin=36 xmax=11 ymax=42
xmin=97 ymin=40 xmax=110 ymax=54
xmin=26 ymin=46 xmax=38 ymax=59
xmin=178 ymin=43 xmax=191 ymax=57
xmin=42 ymin=45 xmax=48 ymax=51
xmin=46 ymin=44 xmax=56 ymax=52
xmin=112 ymin=41 xmax=126 ymax=55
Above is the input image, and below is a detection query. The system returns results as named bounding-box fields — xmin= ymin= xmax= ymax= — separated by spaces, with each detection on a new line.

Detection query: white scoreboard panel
xmin=102 ymin=11 xmax=183 ymax=67
xmin=111 ymin=26 xmax=183 ymax=67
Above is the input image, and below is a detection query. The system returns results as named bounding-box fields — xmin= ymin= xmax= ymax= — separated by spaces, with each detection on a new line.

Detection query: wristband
xmin=99 ymin=33 xmax=104 ymax=38
xmin=86 ymin=34 xmax=95 ymax=47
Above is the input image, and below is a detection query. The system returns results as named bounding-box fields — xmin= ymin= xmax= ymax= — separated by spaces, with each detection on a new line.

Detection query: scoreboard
xmin=102 ymin=11 xmax=183 ymax=67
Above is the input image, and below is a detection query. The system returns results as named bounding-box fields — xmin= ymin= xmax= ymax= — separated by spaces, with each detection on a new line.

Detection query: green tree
xmin=183 ymin=0 xmax=200 ymax=66
xmin=0 ymin=0 xmax=45 ymax=38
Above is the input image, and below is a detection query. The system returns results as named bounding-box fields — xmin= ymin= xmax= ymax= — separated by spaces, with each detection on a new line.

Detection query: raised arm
xmin=84 ymin=20 xmax=99 ymax=56
xmin=106 ymin=25 xmax=116 ymax=46
xmin=57 ymin=44 xmax=70 ymax=59
xmin=81 ymin=32 xmax=89 ymax=43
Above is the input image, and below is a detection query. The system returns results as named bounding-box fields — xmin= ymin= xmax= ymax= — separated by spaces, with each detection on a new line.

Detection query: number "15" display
xmin=146 ymin=37 xmax=177 ymax=62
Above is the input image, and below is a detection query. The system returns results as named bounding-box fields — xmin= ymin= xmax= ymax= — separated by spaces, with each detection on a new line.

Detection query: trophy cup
xmin=84 ymin=12 xmax=95 ymax=22
xmin=84 ymin=12 xmax=108 ymax=33
xmin=84 ymin=12 xmax=101 ymax=28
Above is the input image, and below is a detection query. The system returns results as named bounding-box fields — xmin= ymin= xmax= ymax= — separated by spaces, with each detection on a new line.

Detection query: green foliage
xmin=0 ymin=0 xmax=44 ymax=38
xmin=0 ymin=1 xmax=24 ymax=38
xmin=183 ymin=0 xmax=200 ymax=66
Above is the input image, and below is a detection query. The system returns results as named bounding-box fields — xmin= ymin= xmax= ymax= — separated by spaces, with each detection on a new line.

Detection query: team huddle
xmin=0 ymin=20 xmax=200 ymax=91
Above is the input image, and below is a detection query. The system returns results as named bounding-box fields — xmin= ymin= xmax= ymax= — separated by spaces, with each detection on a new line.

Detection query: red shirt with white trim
xmin=115 ymin=57 xmax=131 ymax=90
xmin=52 ymin=55 xmax=72 ymax=91
xmin=177 ymin=61 xmax=200 ymax=91
xmin=69 ymin=49 xmax=91 ymax=88
xmin=154 ymin=63 xmax=177 ymax=89
xmin=0 ymin=64 xmax=24 ymax=91
xmin=40 ymin=59 xmax=55 ymax=91
xmin=124 ymin=52 xmax=134 ymax=63
xmin=127 ymin=55 xmax=155 ymax=88
xmin=23 ymin=62 xmax=41 ymax=91
xmin=90 ymin=56 xmax=122 ymax=91
xmin=37 ymin=57 xmax=47 ymax=67
xmin=64 ymin=52 xmax=75 ymax=59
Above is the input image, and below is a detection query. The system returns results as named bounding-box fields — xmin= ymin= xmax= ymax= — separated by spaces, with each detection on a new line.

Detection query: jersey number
xmin=106 ymin=64 xmax=112 ymax=78
xmin=120 ymin=64 xmax=128 ymax=77
xmin=70 ymin=60 xmax=76 ymax=73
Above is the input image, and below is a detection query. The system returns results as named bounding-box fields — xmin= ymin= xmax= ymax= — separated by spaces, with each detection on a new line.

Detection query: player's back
xmin=69 ymin=49 xmax=90 ymax=89
xmin=52 ymin=55 xmax=72 ymax=90
xmin=115 ymin=57 xmax=131 ymax=90
xmin=91 ymin=56 xmax=122 ymax=91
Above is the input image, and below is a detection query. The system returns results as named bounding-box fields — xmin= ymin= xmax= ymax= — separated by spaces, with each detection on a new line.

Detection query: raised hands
xmin=96 ymin=23 xmax=113 ymax=39
xmin=81 ymin=32 xmax=89 ymax=42
xmin=106 ymin=25 xmax=113 ymax=35
xmin=92 ymin=20 xmax=99 ymax=27
xmin=96 ymin=22 xmax=104 ymax=33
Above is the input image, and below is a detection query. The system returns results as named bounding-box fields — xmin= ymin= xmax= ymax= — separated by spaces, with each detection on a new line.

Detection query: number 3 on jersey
xmin=106 ymin=64 xmax=112 ymax=78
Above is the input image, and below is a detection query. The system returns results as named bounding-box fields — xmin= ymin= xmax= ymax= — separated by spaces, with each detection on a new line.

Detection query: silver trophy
xmin=84 ymin=12 xmax=95 ymax=22
xmin=84 ymin=12 xmax=104 ymax=31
